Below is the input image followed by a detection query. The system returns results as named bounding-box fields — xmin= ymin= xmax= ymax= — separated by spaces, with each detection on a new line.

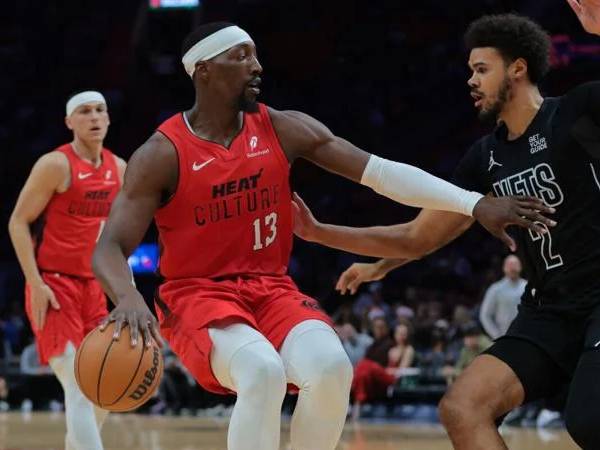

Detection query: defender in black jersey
xmin=291 ymin=3 xmax=600 ymax=449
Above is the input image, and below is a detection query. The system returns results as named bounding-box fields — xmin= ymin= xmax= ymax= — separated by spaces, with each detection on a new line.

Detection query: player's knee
xmin=438 ymin=391 xmax=463 ymax=431
xmin=318 ymin=351 xmax=353 ymax=396
xmin=438 ymin=386 xmax=480 ymax=432
xmin=237 ymin=352 xmax=287 ymax=400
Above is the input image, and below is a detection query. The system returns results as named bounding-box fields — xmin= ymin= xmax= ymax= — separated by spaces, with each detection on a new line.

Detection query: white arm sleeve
xmin=360 ymin=155 xmax=484 ymax=216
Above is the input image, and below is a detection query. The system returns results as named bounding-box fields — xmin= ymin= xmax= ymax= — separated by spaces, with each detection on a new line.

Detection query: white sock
xmin=280 ymin=320 xmax=353 ymax=450
xmin=209 ymin=324 xmax=287 ymax=450
xmin=49 ymin=342 xmax=107 ymax=450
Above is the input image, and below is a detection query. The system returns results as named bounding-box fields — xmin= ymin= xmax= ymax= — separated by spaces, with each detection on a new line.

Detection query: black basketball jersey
xmin=454 ymin=82 xmax=600 ymax=311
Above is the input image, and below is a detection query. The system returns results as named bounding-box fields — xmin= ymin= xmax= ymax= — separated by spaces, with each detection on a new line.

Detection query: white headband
xmin=66 ymin=91 xmax=106 ymax=116
xmin=182 ymin=25 xmax=254 ymax=77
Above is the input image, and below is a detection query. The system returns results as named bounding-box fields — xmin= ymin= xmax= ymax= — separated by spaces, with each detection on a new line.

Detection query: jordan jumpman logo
xmin=488 ymin=150 xmax=503 ymax=172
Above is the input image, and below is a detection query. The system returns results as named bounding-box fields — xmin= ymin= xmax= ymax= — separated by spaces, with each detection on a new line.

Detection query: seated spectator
xmin=351 ymin=321 xmax=415 ymax=419
xmin=386 ymin=322 xmax=416 ymax=376
xmin=353 ymin=282 xmax=391 ymax=320
xmin=336 ymin=322 xmax=373 ymax=367
xmin=394 ymin=304 xmax=415 ymax=324
xmin=418 ymin=328 xmax=453 ymax=383
xmin=446 ymin=323 xmax=493 ymax=383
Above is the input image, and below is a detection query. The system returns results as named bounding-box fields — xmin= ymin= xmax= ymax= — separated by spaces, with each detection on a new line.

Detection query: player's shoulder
xmin=265 ymin=106 xmax=332 ymax=159
xmin=24 ymin=148 xmax=71 ymax=191
xmin=266 ymin=106 xmax=318 ymax=129
xmin=562 ymin=81 xmax=600 ymax=100
xmin=555 ymin=81 xmax=600 ymax=112
xmin=128 ymin=132 xmax=177 ymax=172
xmin=142 ymin=131 xmax=177 ymax=154
xmin=35 ymin=147 xmax=70 ymax=172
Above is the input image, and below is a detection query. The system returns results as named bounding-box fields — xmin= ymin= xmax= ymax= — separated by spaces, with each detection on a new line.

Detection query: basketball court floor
xmin=0 ymin=412 xmax=578 ymax=449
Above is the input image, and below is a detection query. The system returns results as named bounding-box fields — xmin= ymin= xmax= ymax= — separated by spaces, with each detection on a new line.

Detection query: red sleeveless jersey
xmin=155 ymin=104 xmax=293 ymax=280
xmin=35 ymin=144 xmax=120 ymax=278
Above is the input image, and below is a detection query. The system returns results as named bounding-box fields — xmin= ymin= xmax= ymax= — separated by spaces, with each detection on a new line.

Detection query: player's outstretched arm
xmin=293 ymin=192 xmax=473 ymax=259
xmin=8 ymin=153 xmax=67 ymax=329
xmin=271 ymin=108 xmax=556 ymax=250
xmin=92 ymin=133 xmax=176 ymax=347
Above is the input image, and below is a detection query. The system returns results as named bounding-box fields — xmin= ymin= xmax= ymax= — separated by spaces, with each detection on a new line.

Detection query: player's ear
xmin=65 ymin=115 xmax=74 ymax=131
xmin=194 ymin=61 xmax=210 ymax=81
xmin=509 ymin=58 xmax=528 ymax=81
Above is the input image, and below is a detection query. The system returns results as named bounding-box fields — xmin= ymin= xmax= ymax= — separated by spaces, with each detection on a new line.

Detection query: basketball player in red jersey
xmin=92 ymin=23 xmax=552 ymax=450
xmin=8 ymin=91 xmax=126 ymax=450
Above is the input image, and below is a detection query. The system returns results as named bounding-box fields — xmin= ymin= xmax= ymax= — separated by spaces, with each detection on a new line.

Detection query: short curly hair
xmin=464 ymin=14 xmax=551 ymax=84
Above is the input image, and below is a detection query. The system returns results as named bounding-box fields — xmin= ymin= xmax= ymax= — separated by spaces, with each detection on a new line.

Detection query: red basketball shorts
xmin=25 ymin=272 xmax=108 ymax=365
xmin=155 ymin=274 xmax=332 ymax=394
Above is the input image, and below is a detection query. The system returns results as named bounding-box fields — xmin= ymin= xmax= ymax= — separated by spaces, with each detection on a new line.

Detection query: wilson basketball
xmin=75 ymin=322 xmax=163 ymax=412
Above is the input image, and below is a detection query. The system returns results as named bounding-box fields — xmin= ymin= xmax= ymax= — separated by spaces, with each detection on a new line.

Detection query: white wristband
xmin=360 ymin=155 xmax=484 ymax=216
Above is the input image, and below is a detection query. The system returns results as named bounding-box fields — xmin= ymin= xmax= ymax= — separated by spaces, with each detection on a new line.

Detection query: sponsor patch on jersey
xmin=529 ymin=133 xmax=548 ymax=154
xmin=246 ymin=148 xmax=270 ymax=158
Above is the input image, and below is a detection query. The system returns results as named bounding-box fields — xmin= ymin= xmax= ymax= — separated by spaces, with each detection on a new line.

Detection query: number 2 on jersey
xmin=253 ymin=213 xmax=278 ymax=250
xmin=529 ymin=223 xmax=563 ymax=270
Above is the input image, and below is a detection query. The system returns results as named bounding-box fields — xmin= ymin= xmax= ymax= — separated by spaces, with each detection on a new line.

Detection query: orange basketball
xmin=75 ymin=322 xmax=163 ymax=412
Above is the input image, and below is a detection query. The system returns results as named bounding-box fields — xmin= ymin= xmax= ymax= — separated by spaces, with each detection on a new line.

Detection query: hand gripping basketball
xmin=75 ymin=293 xmax=164 ymax=411
xmin=100 ymin=292 xmax=162 ymax=348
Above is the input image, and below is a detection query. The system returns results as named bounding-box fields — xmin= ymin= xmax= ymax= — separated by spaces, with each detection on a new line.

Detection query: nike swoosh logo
xmin=192 ymin=158 xmax=215 ymax=171
xmin=78 ymin=172 xmax=93 ymax=179
xmin=595 ymin=340 xmax=600 ymax=348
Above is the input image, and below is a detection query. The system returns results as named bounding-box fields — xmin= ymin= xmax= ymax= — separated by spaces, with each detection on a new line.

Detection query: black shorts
xmin=483 ymin=302 xmax=600 ymax=404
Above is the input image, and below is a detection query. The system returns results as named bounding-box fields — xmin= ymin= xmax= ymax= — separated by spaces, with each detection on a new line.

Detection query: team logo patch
xmin=250 ymin=136 xmax=258 ymax=149
xmin=192 ymin=158 xmax=215 ymax=172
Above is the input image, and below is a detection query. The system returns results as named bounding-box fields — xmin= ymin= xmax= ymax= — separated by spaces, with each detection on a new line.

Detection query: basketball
xmin=74 ymin=322 xmax=163 ymax=412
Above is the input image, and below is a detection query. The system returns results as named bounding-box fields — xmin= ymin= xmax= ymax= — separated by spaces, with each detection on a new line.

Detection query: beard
xmin=477 ymin=76 xmax=511 ymax=125
xmin=238 ymin=92 xmax=259 ymax=113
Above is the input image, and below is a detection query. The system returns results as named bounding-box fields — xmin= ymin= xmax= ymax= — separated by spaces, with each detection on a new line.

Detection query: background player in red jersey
xmin=8 ymin=91 xmax=126 ymax=450
xmin=92 ymin=24 xmax=553 ymax=450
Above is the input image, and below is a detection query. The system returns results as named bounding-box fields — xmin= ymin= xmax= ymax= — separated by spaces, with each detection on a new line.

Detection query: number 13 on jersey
xmin=252 ymin=212 xmax=278 ymax=251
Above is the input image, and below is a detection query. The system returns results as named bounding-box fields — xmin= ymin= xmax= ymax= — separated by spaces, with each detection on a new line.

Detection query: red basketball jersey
xmin=155 ymin=104 xmax=293 ymax=280
xmin=35 ymin=144 xmax=120 ymax=278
